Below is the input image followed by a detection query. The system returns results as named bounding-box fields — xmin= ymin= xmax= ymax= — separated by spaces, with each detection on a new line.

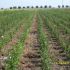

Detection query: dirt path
xmin=43 ymin=24 xmax=70 ymax=70
xmin=0 ymin=24 xmax=24 ymax=70
xmin=18 ymin=16 xmax=42 ymax=70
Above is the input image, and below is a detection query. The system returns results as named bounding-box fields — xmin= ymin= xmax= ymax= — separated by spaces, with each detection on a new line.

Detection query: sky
xmin=0 ymin=0 xmax=70 ymax=8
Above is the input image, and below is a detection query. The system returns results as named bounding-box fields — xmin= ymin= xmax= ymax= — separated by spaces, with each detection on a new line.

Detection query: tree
xmin=58 ymin=5 xmax=61 ymax=8
xmin=40 ymin=6 xmax=43 ymax=8
xmin=31 ymin=6 xmax=34 ymax=8
xmin=66 ymin=5 xmax=69 ymax=8
xmin=49 ymin=5 xmax=52 ymax=8
xmin=44 ymin=5 xmax=47 ymax=8
xmin=1 ymin=8 xmax=3 ymax=10
xmin=18 ymin=6 xmax=21 ymax=9
xmin=62 ymin=5 xmax=64 ymax=8
xmin=36 ymin=6 xmax=38 ymax=8
xmin=13 ymin=6 xmax=17 ymax=9
xmin=27 ymin=6 xmax=29 ymax=8
xmin=23 ymin=7 xmax=25 ymax=8
xmin=10 ymin=7 xmax=12 ymax=9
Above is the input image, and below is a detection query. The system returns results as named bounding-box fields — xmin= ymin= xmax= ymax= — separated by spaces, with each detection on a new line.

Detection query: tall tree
xmin=1 ymin=8 xmax=3 ymax=10
xmin=40 ymin=6 xmax=43 ymax=8
xmin=66 ymin=5 xmax=69 ymax=8
xmin=10 ymin=7 xmax=12 ymax=9
xmin=13 ymin=6 xmax=17 ymax=9
xmin=27 ymin=6 xmax=29 ymax=8
xmin=36 ymin=6 xmax=38 ymax=8
xmin=23 ymin=7 xmax=25 ymax=8
xmin=44 ymin=5 xmax=47 ymax=8
xmin=49 ymin=5 xmax=52 ymax=8
xmin=31 ymin=6 xmax=34 ymax=8
xmin=18 ymin=6 xmax=21 ymax=9
xmin=62 ymin=5 xmax=64 ymax=8
xmin=58 ymin=5 xmax=61 ymax=8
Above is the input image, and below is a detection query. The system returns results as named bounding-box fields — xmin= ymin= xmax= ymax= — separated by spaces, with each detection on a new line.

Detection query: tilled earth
xmin=43 ymin=24 xmax=70 ymax=70
xmin=0 ymin=24 xmax=24 ymax=70
xmin=18 ymin=16 xmax=42 ymax=70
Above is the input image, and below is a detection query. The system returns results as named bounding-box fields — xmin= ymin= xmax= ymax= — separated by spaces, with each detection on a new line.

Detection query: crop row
xmin=37 ymin=13 xmax=51 ymax=70
xmin=39 ymin=9 xmax=70 ymax=58
xmin=0 ymin=10 xmax=34 ymax=49
xmin=5 ymin=12 xmax=35 ymax=70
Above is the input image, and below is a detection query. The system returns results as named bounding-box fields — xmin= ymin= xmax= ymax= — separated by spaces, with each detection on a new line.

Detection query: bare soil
xmin=43 ymin=24 xmax=70 ymax=70
xmin=18 ymin=16 xmax=42 ymax=70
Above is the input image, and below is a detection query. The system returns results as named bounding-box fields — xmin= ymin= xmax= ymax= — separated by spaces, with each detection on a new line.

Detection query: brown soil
xmin=0 ymin=24 xmax=24 ymax=70
xmin=43 ymin=24 xmax=70 ymax=70
xmin=18 ymin=16 xmax=42 ymax=70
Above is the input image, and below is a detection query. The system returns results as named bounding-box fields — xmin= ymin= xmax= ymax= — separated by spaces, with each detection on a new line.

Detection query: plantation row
xmin=0 ymin=10 xmax=35 ymax=49
xmin=0 ymin=9 xmax=70 ymax=70
xmin=0 ymin=10 xmax=35 ymax=70
xmin=39 ymin=9 xmax=70 ymax=56
xmin=38 ymin=9 xmax=70 ymax=69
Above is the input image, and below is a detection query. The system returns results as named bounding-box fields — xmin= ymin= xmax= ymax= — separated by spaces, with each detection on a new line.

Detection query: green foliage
xmin=39 ymin=9 xmax=70 ymax=58
xmin=37 ymin=14 xmax=51 ymax=70
xmin=0 ymin=10 xmax=34 ymax=49
xmin=5 ymin=11 xmax=34 ymax=70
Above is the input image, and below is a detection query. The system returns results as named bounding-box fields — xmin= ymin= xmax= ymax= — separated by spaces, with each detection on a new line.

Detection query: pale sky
xmin=0 ymin=0 xmax=70 ymax=8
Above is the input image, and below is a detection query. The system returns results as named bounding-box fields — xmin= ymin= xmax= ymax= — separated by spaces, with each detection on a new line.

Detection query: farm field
xmin=0 ymin=9 xmax=70 ymax=70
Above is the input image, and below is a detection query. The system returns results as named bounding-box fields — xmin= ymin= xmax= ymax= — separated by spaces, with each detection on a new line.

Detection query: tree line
xmin=9 ymin=5 xmax=70 ymax=9
xmin=0 ymin=5 xmax=70 ymax=10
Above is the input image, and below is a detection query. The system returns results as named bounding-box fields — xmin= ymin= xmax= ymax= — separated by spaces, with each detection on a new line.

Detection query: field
xmin=0 ymin=9 xmax=70 ymax=70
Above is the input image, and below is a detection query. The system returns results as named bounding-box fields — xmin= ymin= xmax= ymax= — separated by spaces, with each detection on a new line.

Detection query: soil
xmin=18 ymin=16 xmax=42 ymax=70
xmin=42 ymin=18 xmax=70 ymax=70
xmin=0 ymin=14 xmax=69 ymax=70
